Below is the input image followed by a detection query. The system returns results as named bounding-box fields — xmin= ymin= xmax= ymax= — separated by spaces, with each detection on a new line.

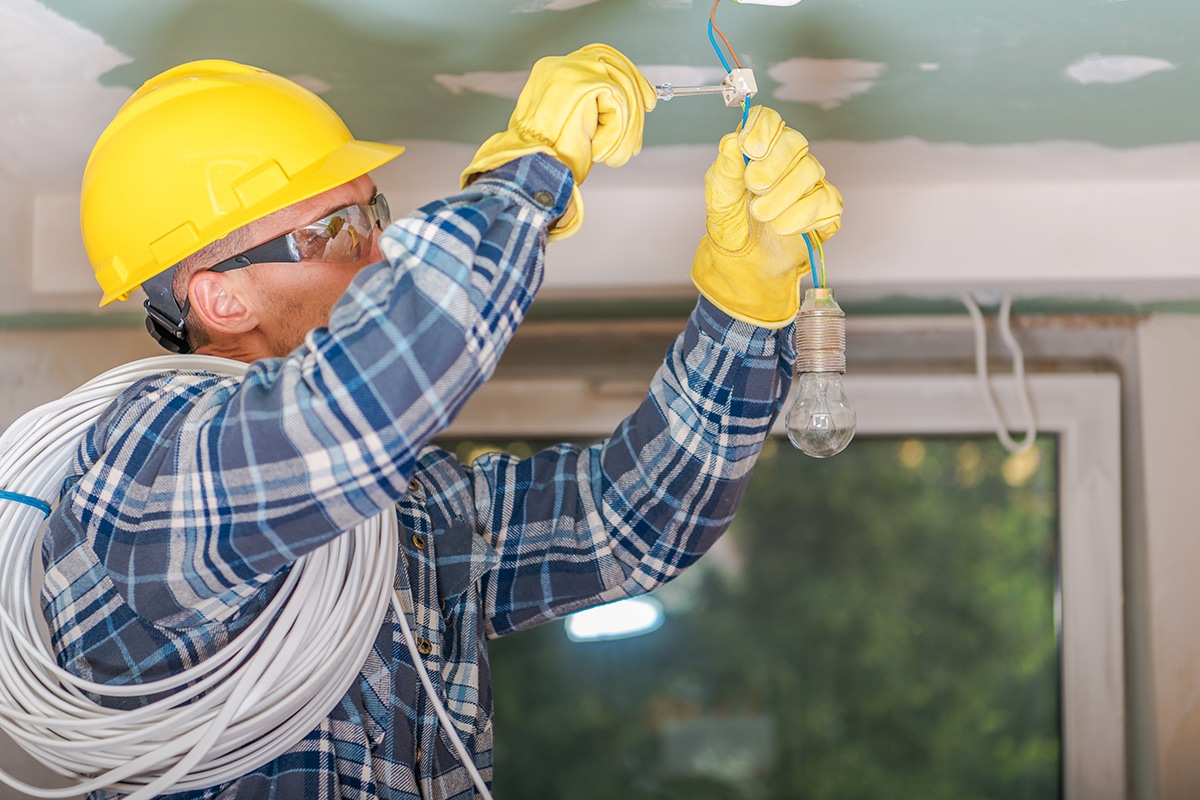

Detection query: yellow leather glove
xmin=690 ymin=105 xmax=843 ymax=328
xmin=461 ymin=43 xmax=657 ymax=240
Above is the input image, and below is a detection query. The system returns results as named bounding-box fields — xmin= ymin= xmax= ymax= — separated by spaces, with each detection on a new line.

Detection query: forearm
xmin=205 ymin=156 xmax=572 ymax=545
xmin=370 ymin=155 xmax=571 ymax=383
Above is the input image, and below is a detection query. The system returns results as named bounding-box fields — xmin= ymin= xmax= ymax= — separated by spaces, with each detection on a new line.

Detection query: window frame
xmin=449 ymin=370 xmax=1126 ymax=800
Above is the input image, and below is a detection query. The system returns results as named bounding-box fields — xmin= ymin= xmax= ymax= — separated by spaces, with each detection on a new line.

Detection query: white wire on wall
xmin=0 ymin=356 xmax=492 ymax=800
xmin=961 ymin=293 xmax=1037 ymax=455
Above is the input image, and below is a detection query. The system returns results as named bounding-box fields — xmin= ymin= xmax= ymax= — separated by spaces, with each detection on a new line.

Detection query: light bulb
xmin=786 ymin=287 xmax=857 ymax=458
xmin=786 ymin=372 xmax=856 ymax=457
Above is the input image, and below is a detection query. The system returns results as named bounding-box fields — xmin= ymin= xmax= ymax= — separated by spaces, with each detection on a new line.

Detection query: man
xmin=46 ymin=44 xmax=841 ymax=798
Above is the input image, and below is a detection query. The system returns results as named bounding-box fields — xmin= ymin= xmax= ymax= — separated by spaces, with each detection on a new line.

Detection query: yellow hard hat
xmin=82 ymin=59 xmax=405 ymax=306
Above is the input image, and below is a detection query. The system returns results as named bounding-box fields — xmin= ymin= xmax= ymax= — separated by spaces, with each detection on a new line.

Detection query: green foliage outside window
xmin=476 ymin=436 xmax=1060 ymax=800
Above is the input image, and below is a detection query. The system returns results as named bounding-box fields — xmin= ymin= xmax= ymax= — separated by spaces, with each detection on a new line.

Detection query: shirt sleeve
xmin=57 ymin=155 xmax=574 ymax=627
xmin=471 ymin=298 xmax=796 ymax=637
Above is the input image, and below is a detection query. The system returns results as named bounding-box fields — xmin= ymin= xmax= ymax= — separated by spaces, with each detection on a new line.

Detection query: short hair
xmin=169 ymin=225 xmax=256 ymax=351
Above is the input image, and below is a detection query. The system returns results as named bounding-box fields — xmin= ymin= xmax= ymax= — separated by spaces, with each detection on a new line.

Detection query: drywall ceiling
xmin=4 ymin=0 xmax=1200 ymax=316
xmin=28 ymin=0 xmax=1199 ymax=151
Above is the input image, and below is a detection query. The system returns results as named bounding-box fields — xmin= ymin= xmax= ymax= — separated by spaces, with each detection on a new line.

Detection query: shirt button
xmin=408 ymin=478 xmax=421 ymax=494
xmin=417 ymin=637 xmax=434 ymax=656
xmin=411 ymin=533 xmax=427 ymax=550
xmin=533 ymin=189 xmax=555 ymax=208
xmin=415 ymin=746 xmax=422 ymax=764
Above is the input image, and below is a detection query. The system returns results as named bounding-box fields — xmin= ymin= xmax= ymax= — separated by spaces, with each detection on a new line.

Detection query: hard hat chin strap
xmin=141 ymin=268 xmax=193 ymax=354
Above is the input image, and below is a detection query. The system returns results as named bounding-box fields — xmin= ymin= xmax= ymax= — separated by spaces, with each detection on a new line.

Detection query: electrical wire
xmin=392 ymin=592 xmax=493 ymax=800
xmin=803 ymin=232 xmax=819 ymax=289
xmin=706 ymin=23 xmax=733 ymax=73
xmin=708 ymin=0 xmax=742 ymax=70
xmin=814 ymin=235 xmax=826 ymax=287
xmin=740 ymin=100 xmax=752 ymax=170
xmin=0 ymin=356 xmax=492 ymax=800
xmin=708 ymin=0 xmax=826 ymax=292
xmin=709 ymin=0 xmax=752 ymax=162
xmin=961 ymin=294 xmax=1038 ymax=455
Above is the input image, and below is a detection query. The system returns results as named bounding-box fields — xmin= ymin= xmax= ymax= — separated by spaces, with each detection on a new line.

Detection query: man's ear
xmin=188 ymin=270 xmax=258 ymax=335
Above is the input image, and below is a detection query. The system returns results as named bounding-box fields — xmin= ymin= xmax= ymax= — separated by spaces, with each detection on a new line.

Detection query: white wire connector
xmin=654 ymin=68 xmax=757 ymax=107
xmin=961 ymin=293 xmax=1038 ymax=455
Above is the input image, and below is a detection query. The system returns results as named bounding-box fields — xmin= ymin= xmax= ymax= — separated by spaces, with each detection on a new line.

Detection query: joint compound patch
xmin=0 ymin=0 xmax=132 ymax=184
xmin=1065 ymin=54 xmax=1175 ymax=85
xmin=434 ymin=71 xmax=530 ymax=100
xmin=768 ymin=57 xmax=887 ymax=110
xmin=513 ymin=0 xmax=607 ymax=11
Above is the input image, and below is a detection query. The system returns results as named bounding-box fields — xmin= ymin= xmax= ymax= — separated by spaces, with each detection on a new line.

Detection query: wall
xmin=20 ymin=138 xmax=1200 ymax=316
xmin=0 ymin=172 xmax=36 ymax=315
xmin=1129 ymin=316 xmax=1200 ymax=800
xmin=538 ymin=139 xmax=1200 ymax=307
xmin=0 ymin=328 xmax=160 ymax=430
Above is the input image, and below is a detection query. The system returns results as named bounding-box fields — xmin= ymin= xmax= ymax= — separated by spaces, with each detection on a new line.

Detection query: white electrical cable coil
xmin=0 ymin=355 xmax=492 ymax=800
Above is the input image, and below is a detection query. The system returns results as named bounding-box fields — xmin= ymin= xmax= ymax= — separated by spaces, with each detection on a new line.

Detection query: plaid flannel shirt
xmin=41 ymin=154 xmax=795 ymax=799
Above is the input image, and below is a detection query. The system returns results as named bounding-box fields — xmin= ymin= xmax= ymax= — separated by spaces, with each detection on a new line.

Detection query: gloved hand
xmin=461 ymin=43 xmax=657 ymax=240
xmin=690 ymin=105 xmax=843 ymax=329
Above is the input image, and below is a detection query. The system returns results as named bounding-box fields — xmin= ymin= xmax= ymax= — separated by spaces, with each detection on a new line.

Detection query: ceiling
xmin=3 ymin=0 xmax=1199 ymax=315
xmin=26 ymin=0 xmax=1199 ymax=151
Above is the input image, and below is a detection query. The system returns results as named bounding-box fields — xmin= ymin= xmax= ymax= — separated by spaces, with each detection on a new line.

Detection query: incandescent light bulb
xmin=785 ymin=287 xmax=857 ymax=458
xmin=786 ymin=372 xmax=856 ymax=457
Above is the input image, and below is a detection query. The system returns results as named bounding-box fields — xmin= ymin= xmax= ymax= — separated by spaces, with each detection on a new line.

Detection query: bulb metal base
xmin=795 ymin=288 xmax=846 ymax=374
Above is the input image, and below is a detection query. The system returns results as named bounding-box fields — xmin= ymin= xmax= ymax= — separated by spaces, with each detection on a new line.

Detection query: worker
xmin=45 ymin=44 xmax=841 ymax=799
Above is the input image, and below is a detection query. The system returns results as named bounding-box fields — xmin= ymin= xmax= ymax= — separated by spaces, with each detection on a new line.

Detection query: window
xmin=447 ymin=370 xmax=1124 ymax=800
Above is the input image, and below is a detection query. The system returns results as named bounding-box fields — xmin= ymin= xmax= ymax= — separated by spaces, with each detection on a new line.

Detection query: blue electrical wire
xmin=0 ymin=490 xmax=51 ymax=518
xmin=734 ymin=73 xmax=820 ymax=288
xmin=741 ymin=96 xmax=751 ymax=151
xmin=707 ymin=19 xmax=733 ymax=73
xmin=710 ymin=2 xmax=819 ymax=289
xmin=708 ymin=5 xmax=748 ymax=155
xmin=803 ymin=232 xmax=819 ymax=288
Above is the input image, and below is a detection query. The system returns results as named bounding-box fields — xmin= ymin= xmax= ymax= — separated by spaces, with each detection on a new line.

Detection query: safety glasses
xmin=208 ymin=193 xmax=391 ymax=274
xmin=142 ymin=193 xmax=391 ymax=353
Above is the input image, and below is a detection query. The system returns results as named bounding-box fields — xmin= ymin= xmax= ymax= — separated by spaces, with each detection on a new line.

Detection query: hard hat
xmin=82 ymin=59 xmax=405 ymax=306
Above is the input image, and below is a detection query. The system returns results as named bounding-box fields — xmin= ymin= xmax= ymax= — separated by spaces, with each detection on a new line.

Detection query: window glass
xmin=463 ymin=435 xmax=1061 ymax=800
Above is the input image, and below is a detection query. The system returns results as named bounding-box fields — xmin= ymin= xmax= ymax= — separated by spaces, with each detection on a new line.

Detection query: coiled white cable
xmin=0 ymin=355 xmax=492 ymax=800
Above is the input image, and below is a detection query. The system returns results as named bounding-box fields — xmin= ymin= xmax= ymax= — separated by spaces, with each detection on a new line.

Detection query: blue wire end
xmin=803 ymin=233 xmax=819 ymax=288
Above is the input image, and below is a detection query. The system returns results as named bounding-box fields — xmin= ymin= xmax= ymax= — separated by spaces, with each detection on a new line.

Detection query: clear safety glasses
xmin=209 ymin=193 xmax=391 ymax=274
xmin=142 ymin=193 xmax=392 ymax=353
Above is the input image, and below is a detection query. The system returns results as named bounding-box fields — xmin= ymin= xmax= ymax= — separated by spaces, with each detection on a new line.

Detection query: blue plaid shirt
xmin=42 ymin=154 xmax=795 ymax=799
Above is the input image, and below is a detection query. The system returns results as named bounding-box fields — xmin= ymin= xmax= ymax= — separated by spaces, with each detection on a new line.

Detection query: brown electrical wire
xmin=709 ymin=0 xmax=743 ymax=69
